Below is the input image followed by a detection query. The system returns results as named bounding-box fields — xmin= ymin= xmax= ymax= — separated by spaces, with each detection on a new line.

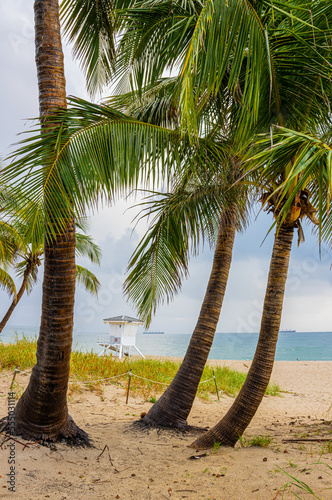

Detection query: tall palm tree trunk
xmin=13 ymin=0 xmax=88 ymax=443
xmin=143 ymin=207 xmax=238 ymax=428
xmin=0 ymin=265 xmax=32 ymax=333
xmin=190 ymin=223 xmax=294 ymax=449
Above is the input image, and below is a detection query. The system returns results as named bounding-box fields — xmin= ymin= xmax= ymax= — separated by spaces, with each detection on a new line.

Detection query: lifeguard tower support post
xmin=98 ymin=315 xmax=144 ymax=359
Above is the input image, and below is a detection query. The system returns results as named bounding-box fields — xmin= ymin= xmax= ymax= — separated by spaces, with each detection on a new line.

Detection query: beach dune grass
xmin=0 ymin=335 xmax=38 ymax=370
xmin=0 ymin=336 xmax=280 ymax=399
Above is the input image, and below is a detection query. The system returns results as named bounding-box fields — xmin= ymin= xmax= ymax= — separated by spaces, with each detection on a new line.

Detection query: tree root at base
xmin=0 ymin=414 xmax=91 ymax=448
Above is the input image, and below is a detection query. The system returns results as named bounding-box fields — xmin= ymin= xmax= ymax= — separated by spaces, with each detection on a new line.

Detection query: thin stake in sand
xmin=126 ymin=370 xmax=132 ymax=404
xmin=213 ymin=370 xmax=220 ymax=401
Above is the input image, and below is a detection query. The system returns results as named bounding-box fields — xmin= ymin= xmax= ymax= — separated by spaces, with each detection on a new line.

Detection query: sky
xmin=0 ymin=1 xmax=331 ymax=336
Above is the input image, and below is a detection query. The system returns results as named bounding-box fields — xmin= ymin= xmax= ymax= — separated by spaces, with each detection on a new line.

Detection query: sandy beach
xmin=0 ymin=359 xmax=332 ymax=499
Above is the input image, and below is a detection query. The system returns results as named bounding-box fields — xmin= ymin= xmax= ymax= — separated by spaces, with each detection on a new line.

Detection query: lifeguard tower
xmin=97 ymin=315 xmax=144 ymax=359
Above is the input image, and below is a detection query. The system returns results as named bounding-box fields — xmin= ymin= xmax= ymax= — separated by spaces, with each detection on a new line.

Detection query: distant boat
xmin=279 ymin=329 xmax=296 ymax=333
xmin=143 ymin=331 xmax=165 ymax=334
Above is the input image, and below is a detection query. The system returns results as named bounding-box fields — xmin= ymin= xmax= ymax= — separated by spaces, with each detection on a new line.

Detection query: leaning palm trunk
xmin=190 ymin=223 xmax=294 ymax=449
xmin=12 ymin=0 xmax=88 ymax=443
xmin=142 ymin=207 xmax=238 ymax=428
xmin=0 ymin=265 xmax=32 ymax=333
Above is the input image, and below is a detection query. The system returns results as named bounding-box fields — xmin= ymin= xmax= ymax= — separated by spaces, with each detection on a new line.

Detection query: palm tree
xmin=99 ymin=14 xmax=252 ymax=427
xmin=190 ymin=127 xmax=332 ymax=449
xmin=3 ymin=0 xmax=330 ymax=444
xmin=122 ymin=151 xmax=246 ymax=427
xmin=1 ymin=0 xmax=187 ymax=443
xmin=3 ymin=0 xmax=91 ymax=444
xmin=184 ymin=2 xmax=332 ymax=448
xmin=107 ymin=0 xmax=332 ymax=435
xmin=0 ymin=218 xmax=102 ymax=334
xmin=1 ymin=0 xmax=118 ymax=443
xmin=56 ymin=0 xmax=332 ymax=434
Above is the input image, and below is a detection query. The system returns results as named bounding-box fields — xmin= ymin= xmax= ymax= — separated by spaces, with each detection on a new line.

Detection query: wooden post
xmin=10 ymin=368 xmax=18 ymax=392
xmin=126 ymin=370 xmax=132 ymax=404
xmin=213 ymin=370 xmax=220 ymax=401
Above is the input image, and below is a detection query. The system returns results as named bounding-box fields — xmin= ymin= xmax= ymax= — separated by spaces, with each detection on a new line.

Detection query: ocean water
xmin=1 ymin=326 xmax=332 ymax=361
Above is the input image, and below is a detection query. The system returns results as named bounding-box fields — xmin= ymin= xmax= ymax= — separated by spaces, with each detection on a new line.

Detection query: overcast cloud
xmin=0 ymin=1 xmax=331 ymax=335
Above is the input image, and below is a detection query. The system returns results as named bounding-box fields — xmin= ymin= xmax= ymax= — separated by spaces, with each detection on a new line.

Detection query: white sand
xmin=0 ymin=359 xmax=332 ymax=499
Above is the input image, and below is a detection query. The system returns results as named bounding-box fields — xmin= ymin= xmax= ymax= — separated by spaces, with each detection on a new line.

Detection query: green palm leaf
xmin=75 ymin=264 xmax=101 ymax=296
xmin=0 ymin=269 xmax=17 ymax=299
xmin=178 ymin=0 xmax=270 ymax=140
xmin=245 ymin=127 xmax=332 ymax=241
xmin=114 ymin=0 xmax=332 ymax=143
xmin=75 ymin=232 xmax=102 ymax=265
xmin=113 ymin=0 xmax=203 ymax=95
xmin=60 ymin=0 xmax=116 ymax=96
xmin=3 ymin=97 xmax=224 ymax=246
xmin=0 ymin=223 xmax=23 ymax=267
xmin=124 ymin=158 xmax=247 ymax=325
xmin=106 ymin=77 xmax=181 ymax=128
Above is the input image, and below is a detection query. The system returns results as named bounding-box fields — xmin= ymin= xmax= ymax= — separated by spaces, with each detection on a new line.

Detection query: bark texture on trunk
xmin=0 ymin=265 xmax=32 ymax=333
xmin=12 ymin=0 xmax=88 ymax=444
xmin=34 ymin=0 xmax=67 ymax=117
xmin=14 ymin=221 xmax=87 ymax=442
xmin=142 ymin=207 xmax=238 ymax=428
xmin=190 ymin=224 xmax=294 ymax=449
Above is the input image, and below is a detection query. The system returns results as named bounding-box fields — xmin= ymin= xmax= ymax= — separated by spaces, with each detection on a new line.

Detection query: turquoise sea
xmin=1 ymin=326 xmax=332 ymax=361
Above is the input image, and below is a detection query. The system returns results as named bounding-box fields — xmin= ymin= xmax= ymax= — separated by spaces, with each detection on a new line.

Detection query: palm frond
xmin=3 ymin=97 xmax=223 ymax=246
xmin=124 ymin=158 xmax=247 ymax=325
xmin=75 ymin=232 xmax=102 ymax=265
xmin=0 ymin=184 xmax=46 ymax=256
xmin=0 ymin=269 xmax=17 ymax=299
xmin=105 ymin=77 xmax=181 ymax=128
xmin=60 ymin=0 xmax=130 ymax=97
xmin=3 ymin=99 xmax=177 ymax=246
xmin=179 ymin=0 xmax=270 ymax=141
xmin=246 ymin=127 xmax=332 ymax=241
xmin=113 ymin=0 xmax=203 ymax=95
xmin=25 ymin=271 xmax=39 ymax=295
xmin=0 ymin=224 xmax=22 ymax=267
xmin=75 ymin=265 xmax=101 ymax=296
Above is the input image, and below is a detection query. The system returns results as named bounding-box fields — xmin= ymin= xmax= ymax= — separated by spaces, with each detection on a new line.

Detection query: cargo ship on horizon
xmin=142 ymin=330 xmax=165 ymax=334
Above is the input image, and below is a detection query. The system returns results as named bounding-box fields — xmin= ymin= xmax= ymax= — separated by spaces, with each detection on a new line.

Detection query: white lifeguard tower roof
xmin=103 ymin=315 xmax=142 ymax=324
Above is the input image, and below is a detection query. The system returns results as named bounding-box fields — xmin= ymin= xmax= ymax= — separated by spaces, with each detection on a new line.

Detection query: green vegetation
xmin=267 ymin=382 xmax=281 ymax=397
xmin=239 ymin=435 xmax=274 ymax=448
xmin=320 ymin=441 xmax=332 ymax=454
xmin=0 ymin=336 xmax=280 ymax=399
xmin=212 ymin=441 xmax=222 ymax=453
xmin=0 ymin=335 xmax=38 ymax=370
xmin=275 ymin=460 xmax=332 ymax=500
